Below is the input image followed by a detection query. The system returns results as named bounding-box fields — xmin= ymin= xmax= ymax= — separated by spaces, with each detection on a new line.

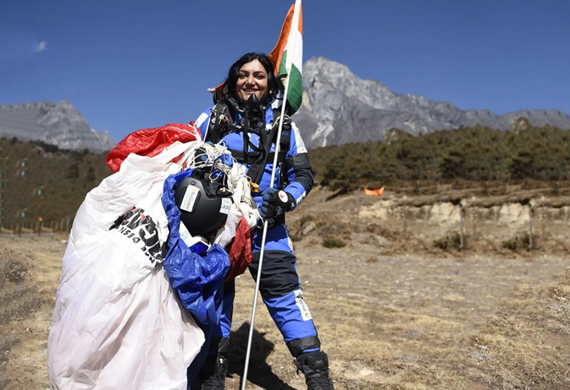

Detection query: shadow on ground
xmin=227 ymin=323 xmax=296 ymax=390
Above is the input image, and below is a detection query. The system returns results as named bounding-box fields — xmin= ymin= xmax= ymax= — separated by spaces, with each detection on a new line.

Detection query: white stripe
xmin=284 ymin=31 xmax=303 ymax=75
xmin=285 ymin=0 xmax=302 ymax=75
xmin=291 ymin=122 xmax=307 ymax=154
xmin=291 ymin=31 xmax=303 ymax=73
xmin=295 ymin=190 xmax=307 ymax=207
xmin=195 ymin=112 xmax=209 ymax=129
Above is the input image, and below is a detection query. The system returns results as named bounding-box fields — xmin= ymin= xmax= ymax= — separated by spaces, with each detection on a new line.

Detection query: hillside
xmin=309 ymin=123 xmax=570 ymax=194
xmin=1 ymin=122 xmax=569 ymax=233
xmin=0 ymin=138 xmax=110 ymax=229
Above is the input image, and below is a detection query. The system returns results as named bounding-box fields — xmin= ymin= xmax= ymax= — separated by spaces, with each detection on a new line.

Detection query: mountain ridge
xmin=1 ymin=57 xmax=568 ymax=151
xmin=0 ymin=100 xmax=116 ymax=152
xmin=294 ymin=57 xmax=570 ymax=148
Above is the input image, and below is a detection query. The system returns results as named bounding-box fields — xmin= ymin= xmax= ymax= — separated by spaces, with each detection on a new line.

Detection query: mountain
xmin=294 ymin=57 xmax=570 ymax=148
xmin=0 ymin=100 xmax=116 ymax=152
xmin=3 ymin=59 xmax=568 ymax=151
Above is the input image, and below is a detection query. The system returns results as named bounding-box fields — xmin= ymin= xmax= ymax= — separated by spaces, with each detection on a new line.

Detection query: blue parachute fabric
xmin=161 ymin=169 xmax=230 ymax=327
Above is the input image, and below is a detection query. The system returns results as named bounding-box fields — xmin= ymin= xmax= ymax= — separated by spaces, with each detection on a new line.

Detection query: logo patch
xmin=180 ymin=185 xmax=200 ymax=212
xmin=109 ymin=207 xmax=164 ymax=265
xmin=220 ymin=198 xmax=232 ymax=215
xmin=294 ymin=289 xmax=312 ymax=321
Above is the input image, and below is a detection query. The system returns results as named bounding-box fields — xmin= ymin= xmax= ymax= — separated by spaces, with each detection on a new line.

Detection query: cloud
xmin=36 ymin=41 xmax=47 ymax=53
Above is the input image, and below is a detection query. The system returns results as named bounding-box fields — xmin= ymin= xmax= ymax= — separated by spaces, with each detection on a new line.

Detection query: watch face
xmin=278 ymin=190 xmax=288 ymax=203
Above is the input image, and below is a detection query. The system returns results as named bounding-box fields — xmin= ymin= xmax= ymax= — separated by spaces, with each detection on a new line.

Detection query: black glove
xmin=259 ymin=188 xmax=295 ymax=224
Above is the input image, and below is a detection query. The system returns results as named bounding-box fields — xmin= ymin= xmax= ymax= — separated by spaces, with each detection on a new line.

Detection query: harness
xmin=207 ymin=99 xmax=291 ymax=188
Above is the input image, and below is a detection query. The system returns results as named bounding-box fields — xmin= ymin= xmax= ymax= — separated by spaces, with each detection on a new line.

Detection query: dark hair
xmin=223 ymin=52 xmax=279 ymax=103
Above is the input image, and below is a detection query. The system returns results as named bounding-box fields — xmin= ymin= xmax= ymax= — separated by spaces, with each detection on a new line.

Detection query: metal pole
xmin=529 ymin=201 xmax=534 ymax=250
xmin=403 ymin=206 xmax=408 ymax=239
xmin=241 ymin=112 xmax=288 ymax=388
xmin=355 ymin=189 xmax=360 ymax=232
xmin=241 ymin=3 xmax=301 ymax=385
xmin=459 ymin=200 xmax=465 ymax=250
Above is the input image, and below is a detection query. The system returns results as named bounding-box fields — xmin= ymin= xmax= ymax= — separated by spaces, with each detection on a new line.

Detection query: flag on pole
xmin=268 ymin=1 xmax=303 ymax=115
xmin=208 ymin=1 xmax=304 ymax=113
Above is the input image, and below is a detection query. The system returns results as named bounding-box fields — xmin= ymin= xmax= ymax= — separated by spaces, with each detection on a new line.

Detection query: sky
xmin=1 ymin=0 xmax=569 ymax=143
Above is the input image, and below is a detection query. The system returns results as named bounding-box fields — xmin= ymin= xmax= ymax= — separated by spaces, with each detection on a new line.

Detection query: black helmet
xmin=174 ymin=169 xmax=233 ymax=237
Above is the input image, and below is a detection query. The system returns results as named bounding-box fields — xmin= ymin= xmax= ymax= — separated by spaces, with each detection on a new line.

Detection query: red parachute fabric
xmin=225 ymin=216 xmax=253 ymax=281
xmin=106 ymin=123 xmax=200 ymax=173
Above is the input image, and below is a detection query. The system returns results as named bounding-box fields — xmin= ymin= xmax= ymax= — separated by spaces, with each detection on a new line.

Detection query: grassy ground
xmin=0 ymin=189 xmax=569 ymax=389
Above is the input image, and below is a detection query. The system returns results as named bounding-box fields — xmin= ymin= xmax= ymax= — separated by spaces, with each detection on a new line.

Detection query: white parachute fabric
xmin=48 ymin=144 xmax=204 ymax=390
xmin=48 ymin=136 xmax=260 ymax=389
xmin=48 ymin=139 xmax=212 ymax=390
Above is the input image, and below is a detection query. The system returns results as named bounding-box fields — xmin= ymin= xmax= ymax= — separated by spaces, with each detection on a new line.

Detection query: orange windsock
xmin=364 ymin=187 xmax=384 ymax=196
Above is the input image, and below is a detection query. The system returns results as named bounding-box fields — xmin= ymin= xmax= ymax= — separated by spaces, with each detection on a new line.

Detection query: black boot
xmin=195 ymin=337 xmax=229 ymax=390
xmin=294 ymin=351 xmax=335 ymax=390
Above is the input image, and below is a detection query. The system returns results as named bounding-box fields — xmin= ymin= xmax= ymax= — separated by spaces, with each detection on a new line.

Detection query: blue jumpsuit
xmin=195 ymin=103 xmax=321 ymax=357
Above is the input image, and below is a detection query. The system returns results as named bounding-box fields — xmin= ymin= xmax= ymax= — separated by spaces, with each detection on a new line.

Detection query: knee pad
xmin=249 ymin=250 xmax=299 ymax=299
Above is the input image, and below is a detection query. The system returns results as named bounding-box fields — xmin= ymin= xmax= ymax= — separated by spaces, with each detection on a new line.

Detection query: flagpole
xmin=241 ymin=2 xmax=301 ymax=388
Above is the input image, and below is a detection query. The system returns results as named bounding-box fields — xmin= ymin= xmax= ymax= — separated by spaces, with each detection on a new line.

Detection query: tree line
xmin=1 ymin=121 xmax=568 ymax=226
xmin=308 ymin=121 xmax=570 ymax=193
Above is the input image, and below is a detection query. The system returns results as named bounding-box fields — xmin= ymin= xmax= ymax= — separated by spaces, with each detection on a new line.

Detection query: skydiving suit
xmin=194 ymin=96 xmax=334 ymax=389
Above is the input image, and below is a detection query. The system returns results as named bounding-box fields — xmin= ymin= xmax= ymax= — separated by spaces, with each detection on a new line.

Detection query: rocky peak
xmin=293 ymin=57 xmax=570 ymax=149
xmin=0 ymin=100 xmax=116 ymax=152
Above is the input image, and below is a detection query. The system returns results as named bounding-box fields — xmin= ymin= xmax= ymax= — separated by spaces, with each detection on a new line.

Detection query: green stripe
xmin=278 ymin=51 xmax=303 ymax=114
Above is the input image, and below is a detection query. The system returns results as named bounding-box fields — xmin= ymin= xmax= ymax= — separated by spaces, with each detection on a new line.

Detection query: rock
xmin=298 ymin=221 xmax=317 ymax=237
xmin=362 ymin=235 xmax=390 ymax=247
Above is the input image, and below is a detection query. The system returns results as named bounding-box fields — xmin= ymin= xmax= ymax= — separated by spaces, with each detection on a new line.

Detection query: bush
xmin=502 ymin=233 xmax=531 ymax=251
xmin=433 ymin=233 xmax=462 ymax=251
xmin=322 ymin=237 xmax=346 ymax=248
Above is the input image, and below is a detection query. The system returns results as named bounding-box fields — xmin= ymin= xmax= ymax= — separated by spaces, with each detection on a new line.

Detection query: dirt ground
xmin=1 ymin=189 xmax=569 ymax=389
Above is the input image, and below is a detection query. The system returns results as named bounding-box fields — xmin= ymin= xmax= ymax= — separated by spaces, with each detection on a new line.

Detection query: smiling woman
xmin=235 ymin=59 xmax=269 ymax=102
xmin=192 ymin=51 xmax=335 ymax=390
xmin=222 ymin=52 xmax=279 ymax=106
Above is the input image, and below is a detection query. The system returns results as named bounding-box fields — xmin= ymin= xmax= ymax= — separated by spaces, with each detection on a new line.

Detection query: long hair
xmin=223 ymin=53 xmax=278 ymax=104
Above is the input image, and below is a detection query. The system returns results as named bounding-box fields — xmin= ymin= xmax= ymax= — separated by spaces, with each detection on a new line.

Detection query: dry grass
xmin=466 ymin=271 xmax=570 ymax=389
xmin=1 ymin=187 xmax=570 ymax=389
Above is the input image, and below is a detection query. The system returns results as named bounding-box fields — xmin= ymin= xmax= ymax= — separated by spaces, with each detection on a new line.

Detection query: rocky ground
xmin=0 ymin=188 xmax=569 ymax=389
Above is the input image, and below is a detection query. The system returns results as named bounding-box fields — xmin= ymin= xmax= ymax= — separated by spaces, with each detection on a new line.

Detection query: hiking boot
xmin=294 ymin=351 xmax=335 ymax=390
xmin=196 ymin=355 xmax=228 ymax=390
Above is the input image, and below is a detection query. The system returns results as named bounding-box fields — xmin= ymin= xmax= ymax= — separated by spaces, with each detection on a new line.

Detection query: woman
xmin=194 ymin=53 xmax=335 ymax=390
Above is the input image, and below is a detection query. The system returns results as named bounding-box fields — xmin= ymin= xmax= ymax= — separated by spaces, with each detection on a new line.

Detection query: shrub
xmin=433 ymin=233 xmax=462 ymax=251
xmin=322 ymin=237 xmax=346 ymax=248
xmin=502 ymin=233 xmax=531 ymax=251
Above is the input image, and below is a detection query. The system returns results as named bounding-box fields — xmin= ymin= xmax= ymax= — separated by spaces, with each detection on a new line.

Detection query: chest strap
xmin=228 ymin=148 xmax=288 ymax=166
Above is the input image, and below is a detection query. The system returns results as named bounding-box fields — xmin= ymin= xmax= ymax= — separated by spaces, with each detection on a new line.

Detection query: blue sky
xmin=1 ymin=0 xmax=568 ymax=143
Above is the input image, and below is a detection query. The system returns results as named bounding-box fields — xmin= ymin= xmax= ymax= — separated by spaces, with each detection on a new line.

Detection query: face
xmin=235 ymin=59 xmax=270 ymax=102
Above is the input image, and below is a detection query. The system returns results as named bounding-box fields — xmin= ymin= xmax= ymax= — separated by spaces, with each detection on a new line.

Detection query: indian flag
xmin=268 ymin=0 xmax=303 ymax=115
